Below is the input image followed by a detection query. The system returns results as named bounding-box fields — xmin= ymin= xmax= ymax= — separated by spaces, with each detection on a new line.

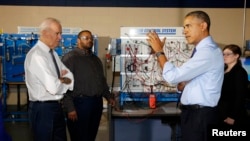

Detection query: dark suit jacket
xmin=217 ymin=62 xmax=249 ymax=126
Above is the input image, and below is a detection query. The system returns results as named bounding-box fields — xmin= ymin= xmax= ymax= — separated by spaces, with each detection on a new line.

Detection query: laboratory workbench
xmin=109 ymin=102 xmax=181 ymax=141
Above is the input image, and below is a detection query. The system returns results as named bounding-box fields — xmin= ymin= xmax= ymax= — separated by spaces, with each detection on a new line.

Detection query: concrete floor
xmin=4 ymin=109 xmax=109 ymax=141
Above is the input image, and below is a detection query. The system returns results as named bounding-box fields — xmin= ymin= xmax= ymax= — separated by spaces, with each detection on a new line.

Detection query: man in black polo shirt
xmin=62 ymin=30 xmax=115 ymax=141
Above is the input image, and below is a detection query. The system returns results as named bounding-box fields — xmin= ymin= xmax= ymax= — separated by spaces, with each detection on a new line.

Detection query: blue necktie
xmin=191 ymin=48 xmax=196 ymax=58
xmin=177 ymin=47 xmax=197 ymax=107
xmin=49 ymin=49 xmax=60 ymax=78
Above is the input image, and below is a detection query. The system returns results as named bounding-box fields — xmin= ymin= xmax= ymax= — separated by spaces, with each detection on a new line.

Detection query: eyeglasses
xmin=223 ymin=53 xmax=234 ymax=56
xmin=79 ymin=36 xmax=93 ymax=41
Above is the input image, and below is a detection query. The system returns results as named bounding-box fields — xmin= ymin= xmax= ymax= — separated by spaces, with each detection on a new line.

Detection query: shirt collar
xmin=195 ymin=36 xmax=216 ymax=51
xmin=76 ymin=47 xmax=93 ymax=55
xmin=37 ymin=40 xmax=51 ymax=53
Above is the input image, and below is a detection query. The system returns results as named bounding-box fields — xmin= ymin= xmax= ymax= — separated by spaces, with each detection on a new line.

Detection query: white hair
xmin=39 ymin=17 xmax=61 ymax=33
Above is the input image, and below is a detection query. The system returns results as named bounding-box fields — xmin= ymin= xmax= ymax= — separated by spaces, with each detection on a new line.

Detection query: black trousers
xmin=180 ymin=106 xmax=218 ymax=141
xmin=0 ymin=99 xmax=12 ymax=141
xmin=28 ymin=101 xmax=67 ymax=141
xmin=66 ymin=96 xmax=103 ymax=141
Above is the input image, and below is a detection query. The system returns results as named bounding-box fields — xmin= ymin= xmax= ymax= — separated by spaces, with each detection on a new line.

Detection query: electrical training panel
xmin=0 ymin=33 xmax=82 ymax=82
xmin=119 ymin=27 xmax=194 ymax=108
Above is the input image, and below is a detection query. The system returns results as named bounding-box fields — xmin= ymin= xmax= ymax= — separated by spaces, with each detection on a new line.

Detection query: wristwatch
xmin=155 ymin=51 xmax=165 ymax=58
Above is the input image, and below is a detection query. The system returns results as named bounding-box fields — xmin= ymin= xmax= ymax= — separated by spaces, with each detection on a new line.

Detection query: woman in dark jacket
xmin=217 ymin=44 xmax=249 ymax=127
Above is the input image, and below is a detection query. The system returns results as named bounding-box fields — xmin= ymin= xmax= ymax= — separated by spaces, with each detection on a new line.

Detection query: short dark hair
xmin=77 ymin=30 xmax=92 ymax=39
xmin=185 ymin=11 xmax=211 ymax=32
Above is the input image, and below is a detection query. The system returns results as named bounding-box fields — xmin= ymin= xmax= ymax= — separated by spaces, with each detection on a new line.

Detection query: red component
xmin=149 ymin=85 xmax=156 ymax=109
xmin=106 ymin=54 xmax=111 ymax=59
xmin=149 ymin=94 xmax=156 ymax=109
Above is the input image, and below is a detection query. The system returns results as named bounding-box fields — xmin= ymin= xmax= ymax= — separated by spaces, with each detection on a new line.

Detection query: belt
xmin=31 ymin=100 xmax=61 ymax=104
xmin=77 ymin=95 xmax=102 ymax=98
xmin=180 ymin=104 xmax=210 ymax=110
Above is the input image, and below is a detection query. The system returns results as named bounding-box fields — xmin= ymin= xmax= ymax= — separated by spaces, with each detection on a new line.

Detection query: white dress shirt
xmin=163 ymin=36 xmax=224 ymax=107
xmin=24 ymin=40 xmax=74 ymax=101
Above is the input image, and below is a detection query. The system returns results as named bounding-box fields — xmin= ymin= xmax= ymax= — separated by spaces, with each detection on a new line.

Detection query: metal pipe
xmin=242 ymin=0 xmax=246 ymax=53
